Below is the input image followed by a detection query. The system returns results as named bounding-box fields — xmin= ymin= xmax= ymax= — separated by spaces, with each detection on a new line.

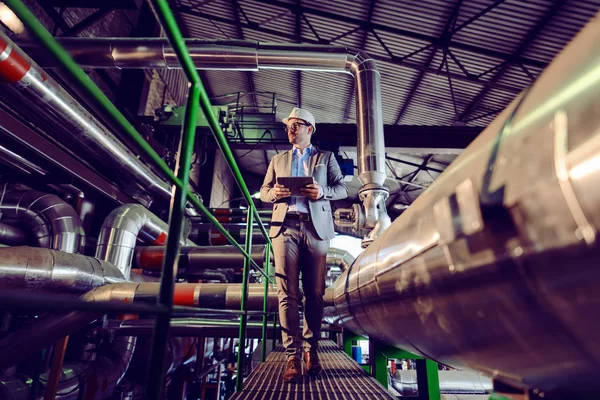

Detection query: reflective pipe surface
xmin=391 ymin=370 xmax=492 ymax=396
xmin=0 ymin=222 xmax=27 ymax=246
xmin=95 ymin=204 xmax=193 ymax=279
xmin=84 ymin=282 xmax=279 ymax=311
xmin=21 ymin=37 xmax=388 ymax=240
xmin=0 ymin=143 xmax=47 ymax=175
xmin=0 ymin=190 xmax=84 ymax=253
xmin=325 ymin=13 xmax=600 ymax=397
xmin=110 ymin=318 xmax=279 ymax=339
xmin=0 ymin=247 xmax=125 ymax=292
xmin=0 ymin=33 xmax=173 ymax=206
xmin=134 ymin=244 xmax=267 ymax=271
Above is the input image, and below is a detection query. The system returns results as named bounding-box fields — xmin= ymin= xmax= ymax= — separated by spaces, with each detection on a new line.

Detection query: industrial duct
xmin=325 ymin=13 xmax=600 ymax=396
xmin=19 ymin=38 xmax=390 ymax=243
xmin=0 ymin=247 xmax=124 ymax=292
xmin=0 ymin=33 xmax=173 ymax=209
xmin=0 ymin=190 xmax=85 ymax=253
xmin=95 ymin=204 xmax=194 ymax=279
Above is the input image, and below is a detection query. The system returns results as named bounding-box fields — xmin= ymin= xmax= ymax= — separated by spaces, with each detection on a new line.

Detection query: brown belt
xmin=285 ymin=213 xmax=311 ymax=221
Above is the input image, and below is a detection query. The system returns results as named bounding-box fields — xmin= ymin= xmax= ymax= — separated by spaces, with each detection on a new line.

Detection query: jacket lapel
xmin=284 ymin=150 xmax=292 ymax=176
xmin=309 ymin=148 xmax=321 ymax=177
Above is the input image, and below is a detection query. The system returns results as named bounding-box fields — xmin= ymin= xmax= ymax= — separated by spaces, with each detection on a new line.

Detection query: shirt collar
xmin=292 ymin=144 xmax=313 ymax=157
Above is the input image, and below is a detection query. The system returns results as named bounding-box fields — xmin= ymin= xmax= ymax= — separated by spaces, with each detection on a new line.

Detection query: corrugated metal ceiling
xmin=173 ymin=0 xmax=599 ymax=128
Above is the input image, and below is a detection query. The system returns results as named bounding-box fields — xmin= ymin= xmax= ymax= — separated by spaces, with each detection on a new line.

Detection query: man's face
xmin=285 ymin=118 xmax=313 ymax=147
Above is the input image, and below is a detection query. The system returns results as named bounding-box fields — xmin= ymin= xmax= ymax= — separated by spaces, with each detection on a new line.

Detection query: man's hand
xmin=273 ymin=183 xmax=291 ymax=199
xmin=301 ymin=182 xmax=322 ymax=200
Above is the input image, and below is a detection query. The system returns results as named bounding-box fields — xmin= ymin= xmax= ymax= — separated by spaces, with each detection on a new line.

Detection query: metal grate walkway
xmin=231 ymin=340 xmax=396 ymax=400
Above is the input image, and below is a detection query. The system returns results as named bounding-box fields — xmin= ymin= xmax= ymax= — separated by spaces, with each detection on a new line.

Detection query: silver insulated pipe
xmin=325 ymin=12 xmax=600 ymax=397
xmin=19 ymin=38 xmax=389 ymax=243
xmin=0 ymin=190 xmax=85 ymax=253
xmin=0 ymin=33 xmax=172 ymax=207
xmin=95 ymin=204 xmax=193 ymax=279
xmin=0 ymin=247 xmax=124 ymax=292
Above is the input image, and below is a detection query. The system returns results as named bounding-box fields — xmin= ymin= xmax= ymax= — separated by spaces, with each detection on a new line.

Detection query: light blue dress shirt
xmin=288 ymin=145 xmax=313 ymax=213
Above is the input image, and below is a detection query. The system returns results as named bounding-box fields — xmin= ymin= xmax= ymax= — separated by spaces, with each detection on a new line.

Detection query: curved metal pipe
xmin=19 ymin=38 xmax=388 ymax=241
xmin=0 ymin=190 xmax=84 ymax=253
xmin=0 ymin=222 xmax=27 ymax=246
xmin=95 ymin=204 xmax=193 ymax=279
xmin=325 ymin=14 xmax=600 ymax=396
xmin=326 ymin=247 xmax=355 ymax=272
xmin=0 ymin=247 xmax=124 ymax=292
xmin=0 ymin=33 xmax=173 ymax=207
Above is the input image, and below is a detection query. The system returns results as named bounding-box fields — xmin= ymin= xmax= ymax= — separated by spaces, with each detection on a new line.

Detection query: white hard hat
xmin=283 ymin=107 xmax=316 ymax=132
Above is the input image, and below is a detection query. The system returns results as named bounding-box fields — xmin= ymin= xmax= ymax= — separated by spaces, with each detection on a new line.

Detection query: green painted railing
xmin=4 ymin=0 xmax=275 ymax=396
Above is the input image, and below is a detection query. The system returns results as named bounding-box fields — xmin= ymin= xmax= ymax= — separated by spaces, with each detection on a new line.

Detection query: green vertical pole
xmin=261 ymin=242 xmax=271 ymax=362
xmin=236 ymin=210 xmax=254 ymax=391
xmin=145 ymin=1 xmax=199 ymax=399
xmin=372 ymin=340 xmax=389 ymax=388
xmin=425 ymin=359 xmax=441 ymax=400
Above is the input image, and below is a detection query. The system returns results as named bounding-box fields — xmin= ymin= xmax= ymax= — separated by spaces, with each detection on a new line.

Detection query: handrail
xmin=3 ymin=1 xmax=272 ymax=281
xmin=4 ymin=0 xmax=275 ymax=396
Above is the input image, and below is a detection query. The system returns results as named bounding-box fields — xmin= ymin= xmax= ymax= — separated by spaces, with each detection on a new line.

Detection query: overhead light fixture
xmin=252 ymin=192 xmax=261 ymax=199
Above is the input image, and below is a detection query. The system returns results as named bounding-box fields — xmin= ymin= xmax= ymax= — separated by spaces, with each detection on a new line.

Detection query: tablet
xmin=276 ymin=176 xmax=313 ymax=196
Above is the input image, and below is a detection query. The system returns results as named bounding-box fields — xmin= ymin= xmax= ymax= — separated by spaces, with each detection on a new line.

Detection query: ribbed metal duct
xmin=95 ymin=204 xmax=194 ymax=279
xmin=325 ymin=12 xmax=600 ymax=396
xmin=0 ymin=33 xmax=173 ymax=208
xmin=0 ymin=247 xmax=124 ymax=292
xmin=19 ymin=38 xmax=389 ymax=242
xmin=0 ymin=190 xmax=84 ymax=253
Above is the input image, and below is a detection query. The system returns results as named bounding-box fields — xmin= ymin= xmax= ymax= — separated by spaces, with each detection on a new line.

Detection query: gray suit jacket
xmin=260 ymin=148 xmax=348 ymax=240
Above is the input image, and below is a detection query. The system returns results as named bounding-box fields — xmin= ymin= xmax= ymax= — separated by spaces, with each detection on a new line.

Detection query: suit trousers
xmin=272 ymin=218 xmax=328 ymax=357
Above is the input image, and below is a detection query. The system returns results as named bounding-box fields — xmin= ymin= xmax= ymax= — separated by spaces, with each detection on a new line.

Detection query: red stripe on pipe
xmin=214 ymin=209 xmax=232 ymax=216
xmin=209 ymin=231 xmax=228 ymax=246
xmin=138 ymin=249 xmax=165 ymax=270
xmin=151 ymin=231 xmax=167 ymax=246
xmin=0 ymin=40 xmax=31 ymax=83
xmin=173 ymin=284 xmax=196 ymax=306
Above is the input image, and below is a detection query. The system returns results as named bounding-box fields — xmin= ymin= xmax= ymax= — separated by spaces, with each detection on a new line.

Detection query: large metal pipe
xmin=0 ymin=33 xmax=173 ymax=208
xmin=109 ymin=318 xmax=278 ymax=339
xmin=19 ymin=38 xmax=389 ymax=241
xmin=0 ymin=247 xmax=124 ymax=292
xmin=95 ymin=204 xmax=194 ymax=279
xmin=325 ymin=13 xmax=600 ymax=397
xmin=0 ymin=143 xmax=47 ymax=175
xmin=134 ymin=244 xmax=266 ymax=272
xmin=0 ymin=190 xmax=84 ymax=253
xmin=391 ymin=370 xmax=492 ymax=396
xmin=84 ymin=281 xmax=278 ymax=311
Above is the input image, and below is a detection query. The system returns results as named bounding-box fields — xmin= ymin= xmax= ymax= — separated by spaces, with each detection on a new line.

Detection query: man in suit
xmin=260 ymin=107 xmax=348 ymax=382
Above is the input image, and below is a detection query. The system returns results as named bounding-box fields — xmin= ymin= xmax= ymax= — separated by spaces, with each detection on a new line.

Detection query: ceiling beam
xmin=458 ymin=0 xmax=566 ymax=122
xmin=173 ymin=4 xmax=525 ymax=95
xmin=58 ymin=7 xmax=114 ymax=37
xmin=214 ymin=124 xmax=483 ymax=151
xmin=252 ymin=0 xmax=548 ymax=69
xmin=394 ymin=0 xmax=463 ymax=125
xmin=231 ymin=0 xmax=258 ymax=110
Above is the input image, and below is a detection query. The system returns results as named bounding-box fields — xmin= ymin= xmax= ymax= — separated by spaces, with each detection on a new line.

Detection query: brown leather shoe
xmin=282 ymin=356 xmax=302 ymax=382
xmin=303 ymin=351 xmax=322 ymax=376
